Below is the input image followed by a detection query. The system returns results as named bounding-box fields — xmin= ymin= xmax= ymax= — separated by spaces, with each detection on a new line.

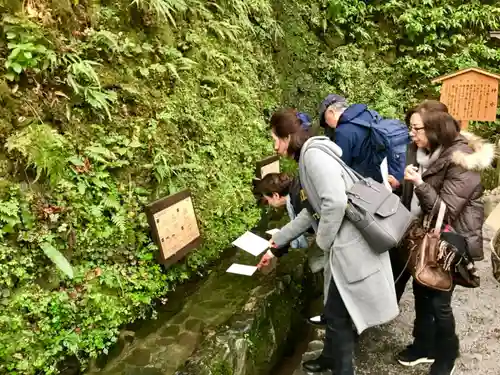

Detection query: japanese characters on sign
xmin=433 ymin=68 xmax=500 ymax=126
xmin=441 ymin=79 xmax=498 ymax=122
xmin=145 ymin=190 xmax=202 ymax=266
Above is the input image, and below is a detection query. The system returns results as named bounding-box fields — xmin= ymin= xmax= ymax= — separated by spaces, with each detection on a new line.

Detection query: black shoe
xmin=307 ymin=315 xmax=326 ymax=326
xmin=302 ymin=356 xmax=334 ymax=373
xmin=397 ymin=344 xmax=435 ymax=367
xmin=429 ymin=362 xmax=456 ymax=375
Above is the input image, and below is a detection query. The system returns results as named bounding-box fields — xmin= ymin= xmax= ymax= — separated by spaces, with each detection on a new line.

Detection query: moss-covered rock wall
xmin=1 ymin=0 xmax=500 ymax=373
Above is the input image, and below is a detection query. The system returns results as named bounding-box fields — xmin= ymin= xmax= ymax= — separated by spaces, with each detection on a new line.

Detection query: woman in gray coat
xmin=258 ymin=109 xmax=399 ymax=375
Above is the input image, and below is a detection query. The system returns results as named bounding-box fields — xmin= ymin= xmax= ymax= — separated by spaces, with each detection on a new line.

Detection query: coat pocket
xmin=333 ymin=233 xmax=381 ymax=283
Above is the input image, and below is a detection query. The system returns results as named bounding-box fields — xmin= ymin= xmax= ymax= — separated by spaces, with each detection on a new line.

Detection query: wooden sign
xmin=255 ymin=155 xmax=280 ymax=180
xmin=432 ymin=67 xmax=500 ymax=129
xmin=145 ymin=190 xmax=202 ymax=266
xmin=486 ymin=202 xmax=500 ymax=233
xmin=490 ymin=31 xmax=500 ymax=40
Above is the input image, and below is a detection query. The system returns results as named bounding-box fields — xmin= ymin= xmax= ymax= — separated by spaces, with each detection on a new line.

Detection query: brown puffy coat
xmin=401 ymin=132 xmax=495 ymax=260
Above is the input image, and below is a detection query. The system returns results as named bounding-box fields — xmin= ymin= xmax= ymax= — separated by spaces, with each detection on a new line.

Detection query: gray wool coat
xmin=273 ymin=136 xmax=399 ymax=334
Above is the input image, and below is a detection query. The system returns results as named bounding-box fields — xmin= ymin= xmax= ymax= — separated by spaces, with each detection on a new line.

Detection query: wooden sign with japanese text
xmin=255 ymin=155 xmax=280 ymax=179
xmin=432 ymin=68 xmax=500 ymax=128
xmin=145 ymin=190 xmax=202 ymax=266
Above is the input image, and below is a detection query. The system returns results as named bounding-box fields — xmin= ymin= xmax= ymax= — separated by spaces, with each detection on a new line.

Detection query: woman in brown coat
xmin=396 ymin=107 xmax=494 ymax=375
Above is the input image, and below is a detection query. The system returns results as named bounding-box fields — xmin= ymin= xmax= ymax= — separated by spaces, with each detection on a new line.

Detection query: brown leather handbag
xmin=406 ymin=200 xmax=453 ymax=292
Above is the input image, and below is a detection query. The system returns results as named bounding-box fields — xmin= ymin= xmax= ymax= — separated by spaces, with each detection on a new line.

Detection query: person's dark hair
xmin=270 ymin=108 xmax=303 ymax=138
xmin=287 ymin=129 xmax=312 ymax=157
xmin=253 ymin=173 xmax=294 ymax=197
xmin=405 ymin=100 xmax=449 ymax=125
xmin=420 ymin=110 xmax=460 ymax=152
xmin=270 ymin=108 xmax=313 ymax=158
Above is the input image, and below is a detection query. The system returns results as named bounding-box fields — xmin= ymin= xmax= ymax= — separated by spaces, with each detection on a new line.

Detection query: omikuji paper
xmin=232 ymin=231 xmax=269 ymax=256
xmin=266 ymin=228 xmax=280 ymax=236
xmin=380 ymin=157 xmax=392 ymax=192
xmin=226 ymin=263 xmax=258 ymax=276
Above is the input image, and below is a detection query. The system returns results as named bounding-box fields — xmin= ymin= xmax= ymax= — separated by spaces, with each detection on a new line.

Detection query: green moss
xmin=210 ymin=360 xmax=233 ymax=375
xmin=1 ymin=0 xmax=500 ymax=373
xmin=0 ymin=0 xmax=21 ymax=14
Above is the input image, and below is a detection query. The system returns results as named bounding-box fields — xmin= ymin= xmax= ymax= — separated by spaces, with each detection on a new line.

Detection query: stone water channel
xmin=83 ymin=208 xmax=322 ymax=375
xmin=83 ymin=207 xmax=500 ymax=375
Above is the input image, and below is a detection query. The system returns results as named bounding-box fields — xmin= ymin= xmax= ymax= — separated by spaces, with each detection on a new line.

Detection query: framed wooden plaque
xmin=145 ymin=190 xmax=202 ymax=266
xmin=432 ymin=67 xmax=500 ymax=129
xmin=255 ymin=155 xmax=280 ymax=179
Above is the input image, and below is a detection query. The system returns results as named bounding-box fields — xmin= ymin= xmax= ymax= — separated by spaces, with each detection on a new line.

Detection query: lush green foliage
xmin=0 ymin=0 xmax=499 ymax=373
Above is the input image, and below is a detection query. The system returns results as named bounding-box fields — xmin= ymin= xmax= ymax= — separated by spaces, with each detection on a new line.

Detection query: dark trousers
xmin=413 ymin=280 xmax=459 ymax=363
xmin=321 ymin=277 xmax=355 ymax=375
xmin=390 ymin=248 xmax=458 ymax=362
xmin=389 ymin=247 xmax=411 ymax=303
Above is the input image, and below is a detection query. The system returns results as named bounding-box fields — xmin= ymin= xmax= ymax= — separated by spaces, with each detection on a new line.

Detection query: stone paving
xmin=86 ymin=246 xmax=313 ymax=375
xmin=293 ymin=225 xmax=500 ymax=375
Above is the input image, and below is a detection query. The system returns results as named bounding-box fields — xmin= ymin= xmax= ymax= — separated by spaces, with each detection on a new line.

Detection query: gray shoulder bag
xmin=302 ymin=140 xmax=416 ymax=254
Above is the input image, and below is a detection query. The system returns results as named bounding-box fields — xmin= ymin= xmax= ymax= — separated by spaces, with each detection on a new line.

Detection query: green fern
xmin=207 ymin=21 xmax=242 ymax=41
xmin=103 ymin=195 xmax=121 ymax=210
xmin=5 ymin=124 xmax=71 ymax=185
xmin=88 ymin=29 xmax=120 ymax=54
xmin=111 ymin=213 xmax=126 ymax=232
xmin=63 ymin=54 xmax=117 ymax=119
xmin=152 ymin=150 xmax=173 ymax=183
xmin=131 ymin=0 xmax=187 ymax=26
xmin=89 ymin=205 xmax=103 ymax=218
xmin=0 ymin=197 xmax=21 ymax=237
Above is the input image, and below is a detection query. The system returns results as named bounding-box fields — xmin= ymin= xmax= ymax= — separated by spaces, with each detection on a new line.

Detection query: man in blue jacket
xmin=319 ymin=94 xmax=382 ymax=181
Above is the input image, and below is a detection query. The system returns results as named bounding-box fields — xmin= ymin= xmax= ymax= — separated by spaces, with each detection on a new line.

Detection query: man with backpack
xmin=319 ymin=94 xmax=410 ymax=184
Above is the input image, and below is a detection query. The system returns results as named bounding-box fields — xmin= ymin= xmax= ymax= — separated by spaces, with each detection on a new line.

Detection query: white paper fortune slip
xmin=226 ymin=263 xmax=258 ymax=276
xmin=380 ymin=157 xmax=392 ymax=192
xmin=232 ymin=231 xmax=269 ymax=256
xmin=266 ymin=228 xmax=280 ymax=236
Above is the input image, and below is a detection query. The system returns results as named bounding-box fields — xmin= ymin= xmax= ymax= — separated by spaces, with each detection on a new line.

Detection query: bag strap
xmin=346 ymin=108 xmax=382 ymax=130
xmin=423 ymin=198 xmax=447 ymax=232
xmin=308 ymin=141 xmax=365 ymax=181
xmin=298 ymin=138 xmax=374 ymax=222
xmin=299 ymin=140 xmax=382 ymax=223
xmin=348 ymin=116 xmax=373 ymax=130
xmin=434 ymin=200 xmax=447 ymax=234
xmin=299 ymin=188 xmax=320 ymax=222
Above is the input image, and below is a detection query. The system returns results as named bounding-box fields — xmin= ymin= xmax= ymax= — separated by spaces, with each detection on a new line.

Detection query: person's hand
xmin=264 ymin=193 xmax=286 ymax=208
xmin=404 ymin=165 xmax=423 ymax=186
xmin=257 ymin=249 xmax=275 ymax=269
xmin=387 ymin=175 xmax=400 ymax=189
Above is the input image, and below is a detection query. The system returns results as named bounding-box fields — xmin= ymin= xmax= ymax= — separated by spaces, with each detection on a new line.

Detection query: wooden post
xmin=460 ymin=120 xmax=469 ymax=130
xmin=497 ymin=154 xmax=500 ymax=187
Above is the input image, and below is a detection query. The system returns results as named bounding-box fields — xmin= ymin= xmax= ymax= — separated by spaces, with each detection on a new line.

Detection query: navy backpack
xmin=349 ymin=110 xmax=410 ymax=182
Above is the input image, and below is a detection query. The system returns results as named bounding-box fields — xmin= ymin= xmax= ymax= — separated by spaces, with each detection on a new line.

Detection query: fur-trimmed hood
xmin=451 ymin=131 xmax=496 ymax=171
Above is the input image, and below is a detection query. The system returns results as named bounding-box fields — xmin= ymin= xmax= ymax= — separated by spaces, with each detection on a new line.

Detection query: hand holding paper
xmin=387 ymin=175 xmax=400 ymax=189
xmin=257 ymin=249 xmax=275 ymax=269
xmin=266 ymin=228 xmax=280 ymax=236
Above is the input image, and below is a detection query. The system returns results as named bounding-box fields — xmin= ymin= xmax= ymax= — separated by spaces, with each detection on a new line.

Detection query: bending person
xmin=258 ymin=108 xmax=399 ymax=375
xmin=253 ymin=171 xmax=326 ymax=326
